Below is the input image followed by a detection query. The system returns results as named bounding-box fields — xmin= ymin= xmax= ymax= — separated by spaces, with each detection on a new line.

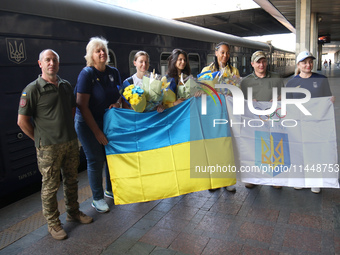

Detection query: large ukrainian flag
xmin=104 ymin=95 xmax=235 ymax=205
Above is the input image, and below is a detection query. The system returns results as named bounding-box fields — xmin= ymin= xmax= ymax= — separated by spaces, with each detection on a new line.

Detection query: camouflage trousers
xmin=36 ymin=139 xmax=80 ymax=227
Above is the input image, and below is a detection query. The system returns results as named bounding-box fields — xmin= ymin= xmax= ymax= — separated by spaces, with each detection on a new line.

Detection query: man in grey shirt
xmin=241 ymin=51 xmax=283 ymax=102
xmin=240 ymin=51 xmax=283 ymax=189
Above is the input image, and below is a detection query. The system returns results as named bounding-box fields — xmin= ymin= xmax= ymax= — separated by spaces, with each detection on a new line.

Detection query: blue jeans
xmin=74 ymin=114 xmax=112 ymax=200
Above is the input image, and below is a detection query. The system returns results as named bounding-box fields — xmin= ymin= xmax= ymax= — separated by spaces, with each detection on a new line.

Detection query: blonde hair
xmin=295 ymin=67 xmax=301 ymax=76
xmin=84 ymin=37 xmax=110 ymax=66
xmin=134 ymin=51 xmax=149 ymax=62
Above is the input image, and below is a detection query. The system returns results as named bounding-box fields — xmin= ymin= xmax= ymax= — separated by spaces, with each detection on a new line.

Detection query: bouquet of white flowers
xmin=141 ymin=70 xmax=163 ymax=112
xmin=176 ymin=74 xmax=201 ymax=99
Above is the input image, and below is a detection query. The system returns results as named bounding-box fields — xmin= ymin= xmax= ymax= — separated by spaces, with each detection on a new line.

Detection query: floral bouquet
xmin=216 ymin=67 xmax=242 ymax=94
xmin=197 ymin=70 xmax=220 ymax=93
xmin=161 ymin=76 xmax=177 ymax=108
xmin=141 ymin=71 xmax=164 ymax=112
xmin=197 ymin=69 xmax=241 ymax=95
xmin=122 ymin=84 xmax=146 ymax=113
xmin=177 ymin=74 xmax=201 ymax=99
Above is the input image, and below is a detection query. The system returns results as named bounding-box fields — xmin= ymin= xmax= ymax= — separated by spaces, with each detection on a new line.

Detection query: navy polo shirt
xmin=75 ymin=66 xmax=121 ymax=122
xmin=285 ymin=73 xmax=332 ymax=98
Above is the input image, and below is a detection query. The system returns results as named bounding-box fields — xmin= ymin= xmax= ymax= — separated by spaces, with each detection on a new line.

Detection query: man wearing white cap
xmin=286 ymin=50 xmax=334 ymax=194
xmin=240 ymin=50 xmax=284 ymax=189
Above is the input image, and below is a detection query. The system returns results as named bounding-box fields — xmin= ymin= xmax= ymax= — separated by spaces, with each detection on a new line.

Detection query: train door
xmin=0 ymin=37 xmax=41 ymax=196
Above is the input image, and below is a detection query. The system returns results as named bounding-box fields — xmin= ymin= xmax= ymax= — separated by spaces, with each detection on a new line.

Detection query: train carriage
xmin=0 ymin=0 xmax=294 ymax=197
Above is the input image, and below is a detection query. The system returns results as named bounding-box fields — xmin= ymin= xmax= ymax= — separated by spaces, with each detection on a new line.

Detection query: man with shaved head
xmin=17 ymin=49 xmax=93 ymax=240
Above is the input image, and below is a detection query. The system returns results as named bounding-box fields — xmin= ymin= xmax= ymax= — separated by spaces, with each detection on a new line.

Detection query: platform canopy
xmin=175 ymin=0 xmax=340 ymax=54
xmin=175 ymin=8 xmax=291 ymax=38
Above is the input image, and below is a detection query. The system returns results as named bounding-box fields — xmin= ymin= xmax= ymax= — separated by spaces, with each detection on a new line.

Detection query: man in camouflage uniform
xmin=17 ymin=49 xmax=93 ymax=240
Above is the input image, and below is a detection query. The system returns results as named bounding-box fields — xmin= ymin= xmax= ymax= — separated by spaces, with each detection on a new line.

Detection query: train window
xmin=232 ymin=56 xmax=238 ymax=68
xmin=160 ymin=52 xmax=171 ymax=76
xmin=188 ymin=53 xmax=200 ymax=77
xmin=207 ymin=54 xmax=215 ymax=66
xmin=108 ymin=49 xmax=116 ymax=67
xmin=234 ymin=46 xmax=241 ymax=53
xmin=241 ymin=56 xmax=247 ymax=75
xmin=128 ymin=50 xmax=138 ymax=76
xmin=242 ymin=56 xmax=246 ymax=66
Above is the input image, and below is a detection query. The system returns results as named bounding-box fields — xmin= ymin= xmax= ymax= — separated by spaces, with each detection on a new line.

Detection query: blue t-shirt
xmin=75 ymin=66 xmax=121 ymax=122
xmin=285 ymin=73 xmax=332 ymax=98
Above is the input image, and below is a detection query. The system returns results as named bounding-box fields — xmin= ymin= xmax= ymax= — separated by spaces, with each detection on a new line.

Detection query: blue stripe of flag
xmin=104 ymin=95 xmax=231 ymax=155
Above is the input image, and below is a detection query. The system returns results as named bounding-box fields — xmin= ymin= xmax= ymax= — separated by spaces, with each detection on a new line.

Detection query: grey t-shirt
xmin=241 ymin=71 xmax=283 ymax=101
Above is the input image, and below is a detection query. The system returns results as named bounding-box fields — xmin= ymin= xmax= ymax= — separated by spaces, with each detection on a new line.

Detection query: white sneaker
xmin=226 ymin=185 xmax=236 ymax=192
xmin=311 ymin=187 xmax=321 ymax=194
xmin=104 ymin=190 xmax=114 ymax=199
xmin=92 ymin=199 xmax=109 ymax=213
xmin=294 ymin=187 xmax=303 ymax=190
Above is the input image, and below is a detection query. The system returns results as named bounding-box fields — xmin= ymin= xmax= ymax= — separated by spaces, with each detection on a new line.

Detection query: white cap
xmin=296 ymin=51 xmax=315 ymax=63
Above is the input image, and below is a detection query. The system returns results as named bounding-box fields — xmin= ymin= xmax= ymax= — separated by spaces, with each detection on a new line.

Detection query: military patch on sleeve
xmin=20 ymin=98 xmax=27 ymax=107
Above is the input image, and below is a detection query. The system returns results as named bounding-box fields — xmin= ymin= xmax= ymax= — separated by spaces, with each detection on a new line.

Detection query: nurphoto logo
xmin=201 ymin=84 xmax=312 ymax=116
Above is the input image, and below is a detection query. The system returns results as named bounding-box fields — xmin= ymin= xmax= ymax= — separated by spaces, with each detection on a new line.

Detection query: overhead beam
xmin=254 ymin=0 xmax=296 ymax=33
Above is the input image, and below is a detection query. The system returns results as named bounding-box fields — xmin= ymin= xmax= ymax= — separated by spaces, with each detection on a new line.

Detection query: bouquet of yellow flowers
xmin=122 ymin=84 xmax=146 ymax=113
xmin=196 ymin=71 xmax=220 ymax=96
xmin=177 ymin=74 xmax=201 ymax=99
xmin=141 ymin=71 xmax=163 ymax=112
xmin=197 ymin=71 xmax=220 ymax=89
xmin=216 ymin=67 xmax=242 ymax=94
xmin=161 ymin=76 xmax=177 ymax=109
xmin=197 ymin=69 xmax=241 ymax=95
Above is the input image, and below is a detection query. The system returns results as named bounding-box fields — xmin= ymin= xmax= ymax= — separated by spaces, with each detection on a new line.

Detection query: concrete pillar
xmin=295 ymin=0 xmax=311 ymax=54
xmin=336 ymin=51 xmax=340 ymax=63
xmin=318 ymin=43 xmax=323 ymax=70
xmin=310 ymin=13 xmax=319 ymax=71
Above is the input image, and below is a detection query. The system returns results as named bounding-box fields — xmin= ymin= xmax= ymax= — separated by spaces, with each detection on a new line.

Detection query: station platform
xmin=1 ymin=67 xmax=340 ymax=255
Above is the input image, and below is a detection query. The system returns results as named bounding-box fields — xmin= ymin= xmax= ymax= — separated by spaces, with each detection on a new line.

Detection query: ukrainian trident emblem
xmin=6 ymin=38 xmax=27 ymax=64
xmin=255 ymin=131 xmax=291 ymax=176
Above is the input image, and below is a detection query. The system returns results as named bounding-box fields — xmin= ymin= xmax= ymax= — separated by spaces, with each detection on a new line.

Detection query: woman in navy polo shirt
xmin=74 ymin=37 xmax=122 ymax=212
xmin=286 ymin=51 xmax=333 ymax=100
xmin=286 ymin=50 xmax=335 ymax=194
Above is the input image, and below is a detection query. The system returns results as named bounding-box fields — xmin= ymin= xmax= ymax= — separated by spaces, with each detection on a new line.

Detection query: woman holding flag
xmin=74 ymin=37 xmax=122 ymax=212
xmin=122 ymin=51 xmax=164 ymax=113
xmin=123 ymin=51 xmax=150 ymax=89
xmin=161 ymin=48 xmax=191 ymax=108
xmin=201 ymin=42 xmax=239 ymax=76
xmin=286 ymin=50 xmax=334 ymax=194
xmin=200 ymin=42 xmax=240 ymax=192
